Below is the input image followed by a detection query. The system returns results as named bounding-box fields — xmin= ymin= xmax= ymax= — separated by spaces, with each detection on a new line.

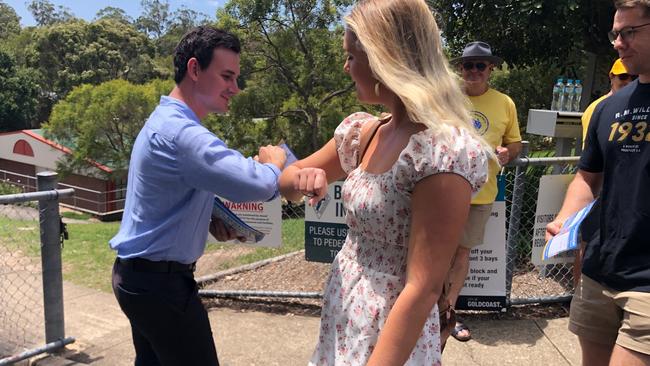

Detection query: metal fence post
xmin=37 ymin=171 xmax=65 ymax=343
xmin=505 ymin=141 xmax=529 ymax=304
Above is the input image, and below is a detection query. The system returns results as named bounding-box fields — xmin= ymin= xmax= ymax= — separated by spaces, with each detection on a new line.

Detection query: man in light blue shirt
xmin=110 ymin=26 xmax=286 ymax=366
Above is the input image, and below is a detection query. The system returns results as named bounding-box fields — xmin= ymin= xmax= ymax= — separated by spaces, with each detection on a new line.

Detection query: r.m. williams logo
xmin=471 ymin=111 xmax=489 ymax=136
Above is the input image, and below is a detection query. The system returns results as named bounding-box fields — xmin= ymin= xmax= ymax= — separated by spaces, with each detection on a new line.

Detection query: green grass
xmin=61 ymin=221 xmax=121 ymax=292
xmin=61 ymin=211 xmax=92 ymax=220
xmin=207 ymin=218 xmax=305 ymax=270
xmin=0 ymin=216 xmax=305 ymax=293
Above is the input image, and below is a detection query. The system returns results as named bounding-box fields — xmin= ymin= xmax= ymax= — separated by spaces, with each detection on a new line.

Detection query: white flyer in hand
xmin=212 ymin=196 xmax=265 ymax=243
xmin=542 ymin=200 xmax=596 ymax=260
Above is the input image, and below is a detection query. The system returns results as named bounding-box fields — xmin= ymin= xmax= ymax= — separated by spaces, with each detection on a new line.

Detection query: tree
xmin=211 ymin=0 xmax=371 ymax=156
xmin=172 ymin=5 xmax=209 ymax=31
xmin=0 ymin=2 xmax=21 ymax=40
xmin=155 ymin=6 xmax=211 ymax=58
xmin=29 ymin=19 xmax=167 ymax=124
xmin=433 ymin=0 xmax=616 ymax=69
xmin=136 ymin=0 xmax=172 ymax=39
xmin=27 ymin=0 xmax=75 ymax=26
xmin=0 ymin=51 xmax=39 ymax=131
xmin=95 ymin=6 xmax=133 ymax=24
xmin=43 ymin=79 xmax=174 ymax=177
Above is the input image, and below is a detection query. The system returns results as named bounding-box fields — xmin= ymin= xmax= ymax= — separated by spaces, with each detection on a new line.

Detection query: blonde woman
xmin=279 ymin=0 xmax=489 ymax=364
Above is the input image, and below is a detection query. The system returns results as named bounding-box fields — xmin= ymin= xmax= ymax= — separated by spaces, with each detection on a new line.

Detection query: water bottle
xmin=551 ymin=78 xmax=564 ymax=111
xmin=572 ymin=80 xmax=582 ymax=112
xmin=563 ymin=79 xmax=574 ymax=112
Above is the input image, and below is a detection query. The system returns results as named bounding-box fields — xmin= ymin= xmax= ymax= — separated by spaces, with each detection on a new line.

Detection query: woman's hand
xmin=293 ymin=167 xmax=328 ymax=206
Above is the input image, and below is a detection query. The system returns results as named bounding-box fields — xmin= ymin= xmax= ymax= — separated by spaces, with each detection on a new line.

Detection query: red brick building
xmin=0 ymin=130 xmax=126 ymax=216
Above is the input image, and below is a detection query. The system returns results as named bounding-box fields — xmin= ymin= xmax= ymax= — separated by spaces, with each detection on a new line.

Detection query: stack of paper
xmin=212 ymin=196 xmax=265 ymax=243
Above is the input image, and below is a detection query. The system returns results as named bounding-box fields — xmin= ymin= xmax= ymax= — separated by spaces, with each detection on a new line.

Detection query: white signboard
xmin=457 ymin=176 xmax=507 ymax=311
xmin=208 ymin=197 xmax=283 ymax=248
xmin=304 ymin=181 xmax=347 ymax=263
xmin=531 ymin=174 xmax=576 ymax=265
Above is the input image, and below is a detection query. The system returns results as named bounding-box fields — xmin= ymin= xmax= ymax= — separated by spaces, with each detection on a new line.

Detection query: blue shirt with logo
xmin=110 ymin=96 xmax=280 ymax=264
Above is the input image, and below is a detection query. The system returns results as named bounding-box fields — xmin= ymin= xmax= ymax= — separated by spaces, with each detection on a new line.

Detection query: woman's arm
xmin=279 ymin=139 xmax=346 ymax=206
xmin=367 ymin=172 xmax=471 ymax=365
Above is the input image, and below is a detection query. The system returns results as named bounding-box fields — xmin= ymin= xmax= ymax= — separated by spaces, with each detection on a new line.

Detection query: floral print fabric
xmin=309 ymin=112 xmax=488 ymax=365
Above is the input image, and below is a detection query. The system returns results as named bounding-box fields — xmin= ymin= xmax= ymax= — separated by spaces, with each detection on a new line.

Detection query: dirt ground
xmin=200 ymin=250 xmax=571 ymax=320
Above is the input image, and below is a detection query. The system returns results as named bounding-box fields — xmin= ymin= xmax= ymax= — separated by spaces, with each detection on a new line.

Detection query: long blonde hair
xmin=345 ymin=0 xmax=489 ymax=149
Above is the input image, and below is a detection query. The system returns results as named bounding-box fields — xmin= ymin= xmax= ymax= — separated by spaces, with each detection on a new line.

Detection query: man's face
xmin=610 ymin=73 xmax=637 ymax=92
xmin=459 ymin=59 xmax=493 ymax=89
xmin=612 ymin=7 xmax=650 ymax=78
xmin=194 ymin=48 xmax=241 ymax=114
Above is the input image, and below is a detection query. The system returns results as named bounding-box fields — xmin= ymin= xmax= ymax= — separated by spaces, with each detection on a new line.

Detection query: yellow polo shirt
xmin=469 ymin=88 xmax=521 ymax=204
xmin=581 ymin=94 xmax=609 ymax=148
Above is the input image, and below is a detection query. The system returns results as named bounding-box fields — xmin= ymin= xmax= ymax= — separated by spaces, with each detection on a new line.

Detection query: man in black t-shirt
xmin=546 ymin=1 xmax=650 ymax=365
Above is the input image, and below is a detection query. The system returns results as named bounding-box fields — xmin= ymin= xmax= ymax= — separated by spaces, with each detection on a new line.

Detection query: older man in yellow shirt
xmin=447 ymin=41 xmax=522 ymax=342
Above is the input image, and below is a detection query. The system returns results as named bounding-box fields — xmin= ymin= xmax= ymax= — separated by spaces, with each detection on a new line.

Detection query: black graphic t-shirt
xmin=579 ymin=79 xmax=650 ymax=292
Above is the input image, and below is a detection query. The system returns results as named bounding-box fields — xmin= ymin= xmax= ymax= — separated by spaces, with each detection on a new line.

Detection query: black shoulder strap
xmin=358 ymin=115 xmax=389 ymax=165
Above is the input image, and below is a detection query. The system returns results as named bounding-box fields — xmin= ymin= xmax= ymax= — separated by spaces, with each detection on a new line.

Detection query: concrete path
xmin=27 ymin=280 xmax=581 ymax=366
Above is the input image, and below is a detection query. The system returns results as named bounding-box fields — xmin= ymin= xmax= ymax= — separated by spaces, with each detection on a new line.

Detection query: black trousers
xmin=112 ymin=258 xmax=219 ymax=366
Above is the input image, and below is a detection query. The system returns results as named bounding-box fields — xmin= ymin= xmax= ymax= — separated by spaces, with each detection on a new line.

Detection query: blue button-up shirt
xmin=109 ymin=96 xmax=281 ymax=264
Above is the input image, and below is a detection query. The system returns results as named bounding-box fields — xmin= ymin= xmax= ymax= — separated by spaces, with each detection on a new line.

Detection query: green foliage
xmin=211 ymin=0 xmax=365 ymax=155
xmin=94 ymin=6 xmax=133 ymax=24
xmin=0 ymin=50 xmax=40 ymax=131
xmin=0 ymin=2 xmax=21 ymax=40
xmin=30 ymin=19 xmax=167 ymax=124
xmin=490 ymin=63 xmax=560 ymax=150
xmin=0 ymin=181 xmax=22 ymax=195
xmin=154 ymin=6 xmax=211 ymax=59
xmin=433 ymin=0 xmax=617 ymax=70
xmin=26 ymin=0 xmax=75 ymax=26
xmin=43 ymin=78 xmax=174 ymax=178
xmin=136 ymin=0 xmax=172 ymax=39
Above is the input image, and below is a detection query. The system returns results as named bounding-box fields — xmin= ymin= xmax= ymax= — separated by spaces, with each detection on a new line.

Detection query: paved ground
xmin=26 ymin=281 xmax=581 ymax=366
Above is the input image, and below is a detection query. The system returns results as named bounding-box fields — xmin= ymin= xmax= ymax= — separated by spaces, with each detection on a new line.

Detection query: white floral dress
xmin=309 ymin=112 xmax=488 ymax=366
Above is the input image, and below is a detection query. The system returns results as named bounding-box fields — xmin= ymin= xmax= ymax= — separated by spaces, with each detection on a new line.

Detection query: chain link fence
xmin=202 ymin=150 xmax=584 ymax=308
xmin=503 ymin=155 xmax=580 ymax=305
xmin=0 ymin=173 xmax=75 ymax=364
xmin=0 ymin=158 xmax=585 ymax=361
xmin=0 ymin=197 xmax=43 ymax=358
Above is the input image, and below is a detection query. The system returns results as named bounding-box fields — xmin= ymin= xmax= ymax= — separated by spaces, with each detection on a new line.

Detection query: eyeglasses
xmin=462 ymin=61 xmax=488 ymax=72
xmin=615 ymin=73 xmax=638 ymax=81
xmin=608 ymin=22 xmax=650 ymax=44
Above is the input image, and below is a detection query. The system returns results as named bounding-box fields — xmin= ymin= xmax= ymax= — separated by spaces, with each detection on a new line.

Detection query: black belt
xmin=117 ymin=257 xmax=196 ymax=273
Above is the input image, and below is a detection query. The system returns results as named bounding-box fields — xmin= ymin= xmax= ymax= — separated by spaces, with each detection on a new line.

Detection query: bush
xmin=491 ymin=63 xmax=561 ymax=151
xmin=0 ymin=181 xmax=21 ymax=195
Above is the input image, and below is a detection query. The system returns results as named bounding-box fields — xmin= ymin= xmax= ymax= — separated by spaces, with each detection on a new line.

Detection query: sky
xmin=4 ymin=0 xmax=227 ymax=27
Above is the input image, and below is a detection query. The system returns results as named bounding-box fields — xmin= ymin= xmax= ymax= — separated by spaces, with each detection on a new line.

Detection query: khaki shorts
xmin=569 ymin=275 xmax=650 ymax=355
xmin=460 ymin=203 xmax=493 ymax=249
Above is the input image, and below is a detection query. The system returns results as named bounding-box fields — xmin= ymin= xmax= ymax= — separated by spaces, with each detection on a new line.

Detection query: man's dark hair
xmin=173 ymin=26 xmax=241 ymax=84
xmin=614 ymin=0 xmax=650 ymax=17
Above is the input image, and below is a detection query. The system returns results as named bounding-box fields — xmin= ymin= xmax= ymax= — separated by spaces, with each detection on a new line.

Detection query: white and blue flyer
xmin=212 ymin=196 xmax=265 ymax=243
xmin=542 ymin=200 xmax=596 ymax=260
